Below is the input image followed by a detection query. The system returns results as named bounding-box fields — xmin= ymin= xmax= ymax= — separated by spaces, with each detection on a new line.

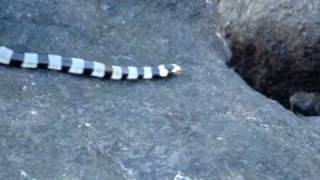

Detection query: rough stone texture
xmin=216 ymin=0 xmax=320 ymax=108
xmin=290 ymin=92 xmax=320 ymax=116
xmin=0 ymin=0 xmax=319 ymax=179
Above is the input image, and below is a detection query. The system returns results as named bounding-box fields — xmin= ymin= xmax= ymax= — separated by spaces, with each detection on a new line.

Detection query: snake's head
xmin=164 ymin=64 xmax=182 ymax=76
xmin=171 ymin=64 xmax=182 ymax=75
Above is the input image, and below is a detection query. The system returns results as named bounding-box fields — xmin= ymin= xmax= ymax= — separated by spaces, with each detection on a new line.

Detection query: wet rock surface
xmin=0 ymin=0 xmax=320 ymax=179
xmin=216 ymin=0 xmax=320 ymax=108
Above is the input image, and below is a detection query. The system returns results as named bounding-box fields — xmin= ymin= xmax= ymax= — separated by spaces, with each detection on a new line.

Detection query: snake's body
xmin=0 ymin=46 xmax=181 ymax=80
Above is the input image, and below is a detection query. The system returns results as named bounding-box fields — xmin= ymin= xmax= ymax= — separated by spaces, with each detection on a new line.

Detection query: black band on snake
xmin=0 ymin=46 xmax=182 ymax=80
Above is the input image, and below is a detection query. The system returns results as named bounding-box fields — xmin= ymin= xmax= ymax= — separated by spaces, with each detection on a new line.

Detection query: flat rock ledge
xmin=0 ymin=0 xmax=319 ymax=179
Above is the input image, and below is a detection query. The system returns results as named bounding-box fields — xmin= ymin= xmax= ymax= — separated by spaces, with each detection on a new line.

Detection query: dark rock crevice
xmin=227 ymin=34 xmax=320 ymax=109
xmin=216 ymin=0 xmax=320 ymax=110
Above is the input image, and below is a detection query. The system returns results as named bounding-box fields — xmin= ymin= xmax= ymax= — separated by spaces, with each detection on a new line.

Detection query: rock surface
xmin=290 ymin=92 xmax=320 ymax=116
xmin=0 ymin=0 xmax=319 ymax=179
xmin=216 ymin=0 xmax=320 ymax=108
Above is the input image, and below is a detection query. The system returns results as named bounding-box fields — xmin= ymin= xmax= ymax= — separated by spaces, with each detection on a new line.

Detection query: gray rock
xmin=0 ymin=0 xmax=319 ymax=179
xmin=290 ymin=92 xmax=320 ymax=116
xmin=215 ymin=0 xmax=320 ymax=108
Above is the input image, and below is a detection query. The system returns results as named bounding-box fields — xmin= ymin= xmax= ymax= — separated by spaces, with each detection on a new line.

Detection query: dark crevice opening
xmin=225 ymin=34 xmax=320 ymax=115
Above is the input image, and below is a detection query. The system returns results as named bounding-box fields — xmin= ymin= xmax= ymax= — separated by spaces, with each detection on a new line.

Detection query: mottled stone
xmin=290 ymin=92 xmax=320 ymax=116
xmin=0 ymin=0 xmax=319 ymax=180
xmin=216 ymin=0 xmax=320 ymax=108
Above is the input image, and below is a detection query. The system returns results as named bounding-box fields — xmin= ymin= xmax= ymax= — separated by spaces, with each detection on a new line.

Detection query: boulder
xmin=290 ymin=92 xmax=320 ymax=116
xmin=0 ymin=0 xmax=319 ymax=179
xmin=216 ymin=0 xmax=320 ymax=108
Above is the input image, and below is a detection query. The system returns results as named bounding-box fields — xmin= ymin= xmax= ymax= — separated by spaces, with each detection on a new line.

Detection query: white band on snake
xmin=0 ymin=46 xmax=182 ymax=80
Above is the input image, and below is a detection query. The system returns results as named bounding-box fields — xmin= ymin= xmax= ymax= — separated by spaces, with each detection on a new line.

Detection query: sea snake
xmin=0 ymin=46 xmax=182 ymax=80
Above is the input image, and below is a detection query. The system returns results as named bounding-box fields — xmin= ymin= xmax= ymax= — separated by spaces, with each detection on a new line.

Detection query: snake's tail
xmin=0 ymin=46 xmax=182 ymax=80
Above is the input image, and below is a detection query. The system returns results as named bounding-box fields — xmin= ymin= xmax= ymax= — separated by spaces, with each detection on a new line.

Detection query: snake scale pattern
xmin=0 ymin=46 xmax=182 ymax=80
